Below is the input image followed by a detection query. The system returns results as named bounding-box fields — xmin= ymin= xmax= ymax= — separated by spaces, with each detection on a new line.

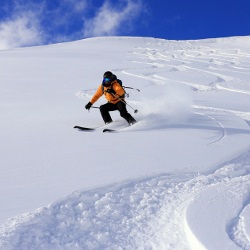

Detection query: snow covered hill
xmin=0 ymin=36 xmax=250 ymax=249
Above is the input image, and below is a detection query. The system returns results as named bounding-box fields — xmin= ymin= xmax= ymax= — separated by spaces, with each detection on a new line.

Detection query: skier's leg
xmin=116 ymin=101 xmax=136 ymax=125
xmin=100 ymin=103 xmax=117 ymax=124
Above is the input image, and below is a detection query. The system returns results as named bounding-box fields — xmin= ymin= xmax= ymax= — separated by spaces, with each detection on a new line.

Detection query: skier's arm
xmin=90 ymin=85 xmax=103 ymax=104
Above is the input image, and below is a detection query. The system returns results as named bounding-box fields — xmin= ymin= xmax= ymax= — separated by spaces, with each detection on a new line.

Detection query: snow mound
xmin=1 ymin=151 xmax=250 ymax=249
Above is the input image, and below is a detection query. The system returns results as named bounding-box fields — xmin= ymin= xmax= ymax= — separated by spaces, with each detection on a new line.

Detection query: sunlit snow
xmin=0 ymin=36 xmax=250 ymax=249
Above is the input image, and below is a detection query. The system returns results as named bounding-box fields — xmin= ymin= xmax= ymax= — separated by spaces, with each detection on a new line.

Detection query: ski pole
xmin=123 ymin=86 xmax=140 ymax=92
xmin=113 ymin=94 xmax=138 ymax=113
xmin=105 ymin=91 xmax=138 ymax=113
xmin=120 ymin=98 xmax=138 ymax=113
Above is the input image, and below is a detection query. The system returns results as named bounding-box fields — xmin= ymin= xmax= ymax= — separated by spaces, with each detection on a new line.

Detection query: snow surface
xmin=0 ymin=36 xmax=250 ymax=249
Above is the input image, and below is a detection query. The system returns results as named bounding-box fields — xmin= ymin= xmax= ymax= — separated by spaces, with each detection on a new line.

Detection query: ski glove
xmin=85 ymin=102 xmax=92 ymax=110
xmin=106 ymin=89 xmax=116 ymax=95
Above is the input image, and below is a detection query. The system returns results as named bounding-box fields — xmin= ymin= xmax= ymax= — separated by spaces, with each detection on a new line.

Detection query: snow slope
xmin=0 ymin=36 xmax=250 ymax=249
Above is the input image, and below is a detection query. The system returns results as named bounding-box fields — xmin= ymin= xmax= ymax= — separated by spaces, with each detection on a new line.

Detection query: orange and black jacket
xmin=90 ymin=80 xmax=125 ymax=105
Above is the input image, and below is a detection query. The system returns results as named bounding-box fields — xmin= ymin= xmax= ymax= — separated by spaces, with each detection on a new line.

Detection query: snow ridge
xmin=230 ymin=202 xmax=250 ymax=249
xmin=1 ymin=151 xmax=250 ymax=249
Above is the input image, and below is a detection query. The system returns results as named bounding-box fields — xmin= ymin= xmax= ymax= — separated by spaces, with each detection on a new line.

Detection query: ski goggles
xmin=102 ymin=77 xmax=111 ymax=85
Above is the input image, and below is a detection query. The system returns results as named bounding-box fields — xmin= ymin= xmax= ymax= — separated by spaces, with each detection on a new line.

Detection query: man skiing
xmin=85 ymin=71 xmax=137 ymax=125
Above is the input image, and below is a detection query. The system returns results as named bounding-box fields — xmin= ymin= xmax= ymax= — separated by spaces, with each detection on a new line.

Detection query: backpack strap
xmin=102 ymin=77 xmax=127 ymax=98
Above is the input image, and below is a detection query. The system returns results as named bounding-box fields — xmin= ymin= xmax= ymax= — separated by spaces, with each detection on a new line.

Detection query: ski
xmin=103 ymin=128 xmax=117 ymax=133
xmin=74 ymin=125 xmax=117 ymax=132
xmin=74 ymin=121 xmax=135 ymax=133
xmin=74 ymin=126 xmax=96 ymax=131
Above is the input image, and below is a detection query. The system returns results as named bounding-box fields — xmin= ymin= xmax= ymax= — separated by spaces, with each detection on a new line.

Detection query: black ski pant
xmin=100 ymin=101 xmax=136 ymax=125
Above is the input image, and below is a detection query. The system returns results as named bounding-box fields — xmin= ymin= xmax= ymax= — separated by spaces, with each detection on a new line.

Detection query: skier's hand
xmin=85 ymin=102 xmax=92 ymax=110
xmin=106 ymin=89 xmax=116 ymax=95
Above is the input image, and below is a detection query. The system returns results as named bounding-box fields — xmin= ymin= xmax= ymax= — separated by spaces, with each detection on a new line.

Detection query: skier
xmin=85 ymin=71 xmax=136 ymax=125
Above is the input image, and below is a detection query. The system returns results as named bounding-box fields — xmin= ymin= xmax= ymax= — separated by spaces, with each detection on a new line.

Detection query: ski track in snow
xmin=1 ymin=38 xmax=250 ymax=249
xmin=193 ymin=110 xmax=226 ymax=145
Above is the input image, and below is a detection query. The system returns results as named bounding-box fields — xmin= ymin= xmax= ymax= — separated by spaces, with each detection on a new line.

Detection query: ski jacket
xmin=90 ymin=80 xmax=125 ymax=104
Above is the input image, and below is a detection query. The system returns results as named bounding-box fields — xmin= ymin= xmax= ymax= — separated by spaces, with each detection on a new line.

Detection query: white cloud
xmin=0 ymin=0 xmax=89 ymax=48
xmin=63 ymin=0 xmax=88 ymax=13
xmin=0 ymin=12 xmax=43 ymax=50
xmin=83 ymin=0 xmax=142 ymax=37
xmin=0 ymin=0 xmax=143 ymax=48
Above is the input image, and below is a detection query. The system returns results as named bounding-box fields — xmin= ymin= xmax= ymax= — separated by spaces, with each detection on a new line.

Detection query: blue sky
xmin=0 ymin=0 xmax=249 ymax=49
